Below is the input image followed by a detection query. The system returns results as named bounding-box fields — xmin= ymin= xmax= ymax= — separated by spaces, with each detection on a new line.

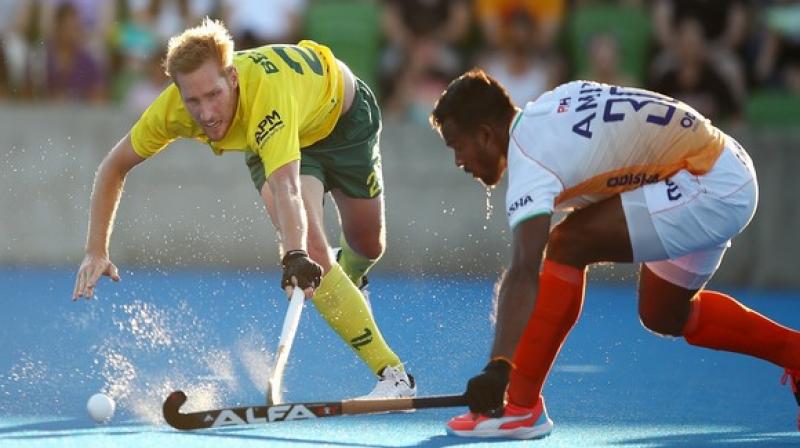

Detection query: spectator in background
xmin=110 ymin=0 xmax=216 ymax=106
xmin=44 ymin=2 xmax=107 ymax=103
xmin=40 ymin=0 xmax=116 ymax=67
xmin=109 ymin=1 xmax=161 ymax=105
xmin=755 ymin=0 xmax=800 ymax=94
xmin=478 ymin=10 xmax=561 ymax=107
xmin=121 ymin=50 xmax=168 ymax=114
xmin=116 ymin=1 xmax=160 ymax=62
xmin=0 ymin=0 xmax=37 ymax=98
xmin=475 ymin=0 xmax=565 ymax=53
xmin=146 ymin=0 xmax=218 ymax=43
xmin=380 ymin=0 xmax=471 ymax=121
xmin=0 ymin=41 xmax=7 ymax=98
xmin=652 ymin=0 xmax=748 ymax=102
xmin=581 ymin=32 xmax=636 ymax=87
xmin=222 ymin=0 xmax=306 ymax=49
xmin=649 ymin=17 xmax=741 ymax=122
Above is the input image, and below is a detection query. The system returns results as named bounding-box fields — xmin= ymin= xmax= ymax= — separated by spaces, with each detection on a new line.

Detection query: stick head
xmin=163 ymin=390 xmax=194 ymax=430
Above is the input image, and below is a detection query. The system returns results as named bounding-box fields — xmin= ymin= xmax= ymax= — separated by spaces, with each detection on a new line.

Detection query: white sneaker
xmin=356 ymin=365 xmax=417 ymax=400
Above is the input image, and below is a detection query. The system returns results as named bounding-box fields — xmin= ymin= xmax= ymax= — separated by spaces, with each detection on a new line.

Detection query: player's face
xmin=175 ymin=59 xmax=239 ymax=141
xmin=440 ymin=119 xmax=507 ymax=186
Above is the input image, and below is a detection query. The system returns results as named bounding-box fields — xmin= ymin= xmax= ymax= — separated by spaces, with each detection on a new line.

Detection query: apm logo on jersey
xmin=507 ymin=194 xmax=533 ymax=217
xmin=255 ymin=110 xmax=285 ymax=145
xmin=210 ymin=404 xmax=317 ymax=427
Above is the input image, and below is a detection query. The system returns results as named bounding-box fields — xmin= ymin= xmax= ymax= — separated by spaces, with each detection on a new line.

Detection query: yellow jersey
xmin=130 ymin=40 xmax=344 ymax=177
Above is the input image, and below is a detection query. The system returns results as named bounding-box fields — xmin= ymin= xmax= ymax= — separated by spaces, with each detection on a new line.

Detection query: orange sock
xmin=508 ymin=260 xmax=586 ymax=407
xmin=684 ymin=290 xmax=800 ymax=370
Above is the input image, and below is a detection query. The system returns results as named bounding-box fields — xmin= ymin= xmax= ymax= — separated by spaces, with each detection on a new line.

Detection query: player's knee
xmin=547 ymin=221 xmax=587 ymax=266
xmin=347 ymin=236 xmax=385 ymax=261
xmin=638 ymin=304 xmax=685 ymax=337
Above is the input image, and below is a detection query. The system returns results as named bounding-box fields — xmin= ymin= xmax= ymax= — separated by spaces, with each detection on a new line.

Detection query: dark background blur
xmin=2 ymin=0 xmax=799 ymax=126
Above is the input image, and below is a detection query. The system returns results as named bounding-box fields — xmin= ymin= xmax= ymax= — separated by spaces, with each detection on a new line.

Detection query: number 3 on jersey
xmin=571 ymin=84 xmax=695 ymax=139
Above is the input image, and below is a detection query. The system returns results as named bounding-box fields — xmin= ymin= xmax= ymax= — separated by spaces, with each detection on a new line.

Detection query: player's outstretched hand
xmin=465 ymin=358 xmax=511 ymax=414
xmin=281 ymin=250 xmax=322 ymax=299
xmin=73 ymin=254 xmax=120 ymax=300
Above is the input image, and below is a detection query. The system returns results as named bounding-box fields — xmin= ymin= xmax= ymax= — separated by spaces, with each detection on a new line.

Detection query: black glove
xmin=465 ymin=358 xmax=511 ymax=414
xmin=281 ymin=250 xmax=322 ymax=291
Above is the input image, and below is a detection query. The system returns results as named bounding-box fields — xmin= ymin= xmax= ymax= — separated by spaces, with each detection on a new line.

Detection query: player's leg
xmin=637 ymin=260 xmax=800 ymax=369
xmin=631 ymin=140 xmax=800 ymax=426
xmin=506 ymin=195 xmax=634 ymax=409
xmin=299 ymin=175 xmax=405 ymax=379
xmin=637 ymin=264 xmax=696 ymax=337
xmin=449 ymin=194 xmax=633 ymax=439
xmin=640 ymin=253 xmax=800 ymax=428
xmin=331 ymin=190 xmax=385 ymax=288
xmin=324 ymin=77 xmax=386 ymax=288
xmin=245 ymin=151 xmax=410 ymax=395
xmin=626 ymin=142 xmax=800 ymax=366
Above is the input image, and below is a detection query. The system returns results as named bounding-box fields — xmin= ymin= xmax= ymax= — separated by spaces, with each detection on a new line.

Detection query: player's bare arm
xmin=266 ymin=160 xmax=321 ymax=298
xmin=266 ymin=160 xmax=306 ymax=253
xmin=464 ymin=214 xmax=551 ymax=413
xmin=73 ymin=133 xmax=145 ymax=300
xmin=490 ymin=214 xmax=551 ymax=359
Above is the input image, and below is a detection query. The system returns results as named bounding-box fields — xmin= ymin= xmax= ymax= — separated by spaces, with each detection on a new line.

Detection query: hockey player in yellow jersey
xmin=73 ymin=18 xmax=415 ymax=399
xmin=430 ymin=69 xmax=800 ymax=439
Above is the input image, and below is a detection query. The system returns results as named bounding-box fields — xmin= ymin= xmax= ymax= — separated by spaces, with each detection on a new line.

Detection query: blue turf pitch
xmin=1 ymin=267 xmax=798 ymax=447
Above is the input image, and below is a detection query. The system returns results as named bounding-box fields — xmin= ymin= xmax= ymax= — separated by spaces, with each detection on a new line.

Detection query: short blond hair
xmin=163 ymin=17 xmax=234 ymax=78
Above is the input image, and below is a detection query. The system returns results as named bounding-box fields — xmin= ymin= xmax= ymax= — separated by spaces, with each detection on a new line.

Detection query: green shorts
xmin=246 ymin=79 xmax=383 ymax=199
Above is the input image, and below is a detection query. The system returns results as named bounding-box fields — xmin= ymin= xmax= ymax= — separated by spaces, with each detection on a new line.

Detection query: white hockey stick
xmin=266 ymin=287 xmax=305 ymax=405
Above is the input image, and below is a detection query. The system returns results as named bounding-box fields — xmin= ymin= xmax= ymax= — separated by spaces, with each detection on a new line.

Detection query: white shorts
xmin=620 ymin=136 xmax=758 ymax=289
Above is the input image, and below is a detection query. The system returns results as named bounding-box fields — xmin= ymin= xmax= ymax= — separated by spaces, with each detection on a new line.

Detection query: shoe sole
xmin=446 ymin=418 xmax=554 ymax=440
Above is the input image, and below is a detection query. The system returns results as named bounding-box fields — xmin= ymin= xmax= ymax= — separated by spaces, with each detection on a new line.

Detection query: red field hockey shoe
xmin=446 ymin=396 xmax=554 ymax=440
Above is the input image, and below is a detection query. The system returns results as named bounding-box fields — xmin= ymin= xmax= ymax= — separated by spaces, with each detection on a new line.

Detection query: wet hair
xmin=163 ymin=17 xmax=234 ymax=78
xmin=429 ymin=69 xmax=516 ymax=133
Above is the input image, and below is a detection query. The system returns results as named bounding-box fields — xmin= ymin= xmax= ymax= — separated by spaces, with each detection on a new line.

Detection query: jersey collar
xmin=510 ymin=107 xmax=523 ymax=133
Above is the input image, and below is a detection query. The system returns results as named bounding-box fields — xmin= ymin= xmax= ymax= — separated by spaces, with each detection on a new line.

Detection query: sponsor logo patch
xmin=255 ymin=110 xmax=285 ymax=145
xmin=557 ymin=97 xmax=571 ymax=113
xmin=507 ymin=194 xmax=533 ymax=216
xmin=605 ymin=172 xmax=660 ymax=188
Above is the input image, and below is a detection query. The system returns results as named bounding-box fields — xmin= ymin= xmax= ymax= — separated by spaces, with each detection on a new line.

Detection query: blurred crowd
xmin=0 ymin=0 xmax=798 ymax=127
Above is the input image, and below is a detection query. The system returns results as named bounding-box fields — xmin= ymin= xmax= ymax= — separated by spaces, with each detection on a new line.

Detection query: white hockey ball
xmin=86 ymin=393 xmax=115 ymax=423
